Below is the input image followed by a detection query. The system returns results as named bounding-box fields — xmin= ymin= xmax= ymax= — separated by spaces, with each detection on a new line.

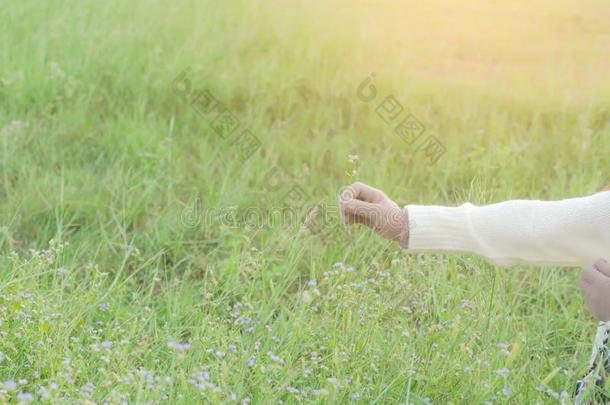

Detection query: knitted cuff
xmin=398 ymin=207 xmax=410 ymax=249
xmin=404 ymin=204 xmax=476 ymax=253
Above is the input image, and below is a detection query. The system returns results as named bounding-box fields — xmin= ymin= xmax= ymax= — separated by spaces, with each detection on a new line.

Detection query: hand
xmin=338 ymin=182 xmax=409 ymax=247
xmin=579 ymin=259 xmax=610 ymax=322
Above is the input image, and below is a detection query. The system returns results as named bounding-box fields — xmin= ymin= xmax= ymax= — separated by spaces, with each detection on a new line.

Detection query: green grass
xmin=1 ymin=0 xmax=610 ymax=402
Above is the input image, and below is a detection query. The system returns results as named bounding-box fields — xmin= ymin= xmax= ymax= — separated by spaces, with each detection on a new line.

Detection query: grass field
xmin=2 ymin=0 xmax=610 ymax=403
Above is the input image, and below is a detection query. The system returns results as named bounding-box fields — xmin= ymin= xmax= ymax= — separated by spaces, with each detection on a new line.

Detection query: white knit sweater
xmin=405 ymin=191 xmax=610 ymax=267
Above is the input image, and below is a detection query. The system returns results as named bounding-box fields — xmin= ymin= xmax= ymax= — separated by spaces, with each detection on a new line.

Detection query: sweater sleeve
xmin=405 ymin=192 xmax=610 ymax=267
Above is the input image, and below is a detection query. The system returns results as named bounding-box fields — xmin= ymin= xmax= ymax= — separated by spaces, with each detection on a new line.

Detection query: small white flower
xmin=302 ymin=291 xmax=313 ymax=304
xmin=167 ymin=339 xmax=191 ymax=351
xmin=496 ymin=342 xmax=511 ymax=355
xmin=313 ymin=388 xmax=329 ymax=396
xmin=267 ymin=351 xmax=285 ymax=365
xmin=495 ymin=368 xmax=510 ymax=378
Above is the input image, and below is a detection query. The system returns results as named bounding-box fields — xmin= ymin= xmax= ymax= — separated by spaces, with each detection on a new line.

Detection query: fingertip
xmin=350 ymin=182 xmax=363 ymax=192
xmin=581 ymin=264 xmax=608 ymax=287
xmin=338 ymin=185 xmax=355 ymax=203
xmin=580 ymin=265 xmax=594 ymax=284
xmin=340 ymin=198 xmax=370 ymax=217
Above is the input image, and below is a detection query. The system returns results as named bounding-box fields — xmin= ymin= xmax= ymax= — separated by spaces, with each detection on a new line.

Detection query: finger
xmin=340 ymin=198 xmax=373 ymax=217
xmin=580 ymin=265 xmax=608 ymax=287
xmin=341 ymin=199 xmax=382 ymax=229
xmin=594 ymin=259 xmax=610 ymax=277
xmin=350 ymin=182 xmax=386 ymax=203
xmin=339 ymin=198 xmax=369 ymax=225
xmin=344 ymin=212 xmax=375 ymax=227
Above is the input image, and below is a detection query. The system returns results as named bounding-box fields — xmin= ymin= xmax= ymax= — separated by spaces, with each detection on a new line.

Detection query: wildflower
xmin=312 ymin=388 xmax=329 ymax=396
xmin=302 ymin=291 xmax=313 ymax=304
xmin=306 ymin=280 xmax=316 ymax=287
xmin=402 ymin=329 xmax=410 ymax=337
xmin=16 ymin=392 xmax=34 ymax=403
xmin=37 ymin=386 xmax=49 ymax=399
xmin=267 ymin=351 xmax=285 ymax=365
xmin=4 ymin=380 xmax=17 ymax=390
xmin=495 ymin=368 xmax=510 ymax=378
xmin=496 ymin=343 xmax=510 ymax=356
xmin=167 ymin=339 xmax=191 ymax=351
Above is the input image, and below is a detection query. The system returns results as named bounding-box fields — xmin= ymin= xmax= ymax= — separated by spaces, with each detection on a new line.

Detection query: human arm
xmin=339 ymin=182 xmax=610 ymax=267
